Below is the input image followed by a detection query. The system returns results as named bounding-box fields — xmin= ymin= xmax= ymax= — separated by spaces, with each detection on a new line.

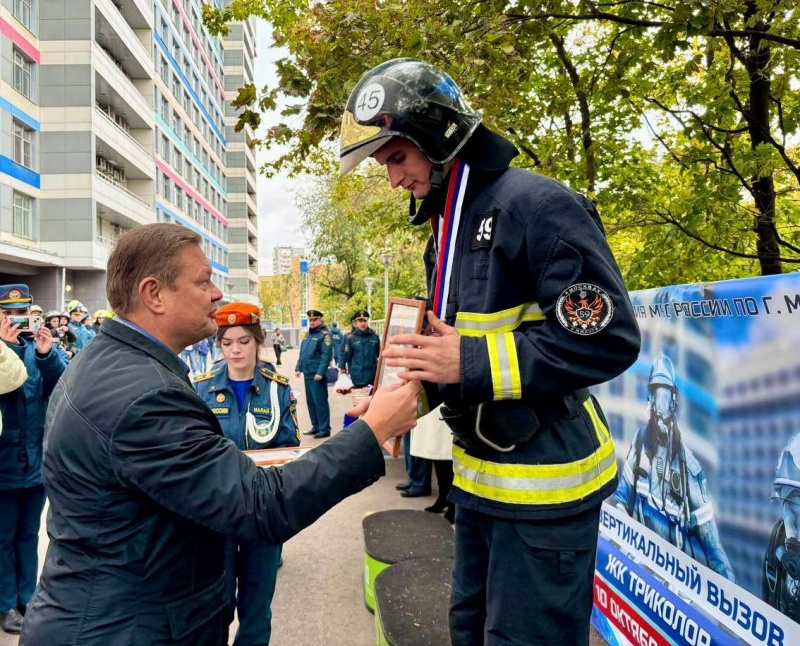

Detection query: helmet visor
xmin=339 ymin=137 xmax=391 ymax=177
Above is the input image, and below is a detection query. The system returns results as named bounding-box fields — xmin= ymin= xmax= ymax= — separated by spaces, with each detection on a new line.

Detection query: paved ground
xmin=1 ymin=347 xmax=606 ymax=644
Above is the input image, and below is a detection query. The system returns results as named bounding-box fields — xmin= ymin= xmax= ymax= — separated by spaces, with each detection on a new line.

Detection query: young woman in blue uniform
xmin=194 ymin=302 xmax=299 ymax=645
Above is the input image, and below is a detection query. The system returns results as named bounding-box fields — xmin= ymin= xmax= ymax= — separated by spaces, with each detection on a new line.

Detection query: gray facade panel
xmin=39 ymin=85 xmax=66 ymax=106
xmin=40 ymin=132 xmax=67 ymax=154
xmin=63 ymin=20 xmax=91 ymax=40
xmin=226 ymin=203 xmax=245 ymax=217
xmin=63 ymin=85 xmax=93 ymax=107
xmin=227 ymin=178 xmax=245 ymax=193
xmin=38 ymin=20 xmax=65 ymax=40
xmin=64 ymin=65 xmax=92 ymax=85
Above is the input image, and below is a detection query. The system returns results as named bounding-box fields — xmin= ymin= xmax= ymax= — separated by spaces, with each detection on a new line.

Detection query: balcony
xmin=94 ymin=106 xmax=155 ymax=179
xmin=93 ymin=43 xmax=153 ymax=127
xmin=245 ymin=193 xmax=257 ymax=218
xmin=94 ymin=170 xmax=155 ymax=229
xmin=95 ymin=0 xmax=153 ymax=76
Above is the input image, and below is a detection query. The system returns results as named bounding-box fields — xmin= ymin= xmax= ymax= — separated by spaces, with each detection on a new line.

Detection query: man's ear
xmin=138 ymin=277 xmax=167 ymax=314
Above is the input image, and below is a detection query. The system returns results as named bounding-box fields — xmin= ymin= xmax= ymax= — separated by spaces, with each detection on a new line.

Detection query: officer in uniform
xmin=339 ymin=59 xmax=641 ymax=645
xmin=339 ymin=310 xmax=380 ymax=389
xmin=295 ymin=310 xmax=333 ymax=439
xmin=763 ymin=431 xmax=800 ymax=621
xmin=615 ymin=352 xmax=734 ymax=579
xmin=194 ymin=303 xmax=299 ymax=645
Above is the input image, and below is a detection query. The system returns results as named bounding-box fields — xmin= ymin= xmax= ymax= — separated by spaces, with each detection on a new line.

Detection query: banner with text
xmin=591 ymin=273 xmax=800 ymax=646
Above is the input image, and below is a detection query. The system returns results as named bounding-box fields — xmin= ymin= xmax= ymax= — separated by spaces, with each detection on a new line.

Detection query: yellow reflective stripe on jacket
xmin=455 ymin=301 xmax=544 ymax=337
xmin=486 ymin=332 xmax=522 ymax=400
xmin=452 ymin=399 xmax=617 ymax=505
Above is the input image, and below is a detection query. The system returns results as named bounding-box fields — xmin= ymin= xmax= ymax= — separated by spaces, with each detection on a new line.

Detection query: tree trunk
xmin=744 ymin=4 xmax=782 ymax=274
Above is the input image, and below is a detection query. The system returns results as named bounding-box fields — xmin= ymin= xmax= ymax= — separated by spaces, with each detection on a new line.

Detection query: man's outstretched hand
xmin=349 ymin=381 xmax=422 ymax=445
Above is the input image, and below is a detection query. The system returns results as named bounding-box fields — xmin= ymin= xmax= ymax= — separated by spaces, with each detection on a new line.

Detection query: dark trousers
xmin=0 ymin=484 xmax=46 ymax=611
xmin=450 ymin=506 xmax=599 ymax=646
xmin=272 ymin=344 xmax=282 ymax=365
xmin=224 ymin=538 xmax=282 ymax=646
xmin=303 ymin=375 xmax=330 ymax=434
xmin=402 ymin=433 xmax=431 ymax=494
xmin=432 ymin=459 xmax=454 ymax=507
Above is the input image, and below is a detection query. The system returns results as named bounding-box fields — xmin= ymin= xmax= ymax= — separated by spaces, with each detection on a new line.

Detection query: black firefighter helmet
xmin=339 ymin=58 xmax=482 ymax=176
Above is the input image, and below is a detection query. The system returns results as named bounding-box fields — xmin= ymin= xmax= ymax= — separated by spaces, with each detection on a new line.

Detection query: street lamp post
xmin=380 ymin=252 xmax=394 ymax=318
xmin=364 ymin=277 xmax=375 ymax=316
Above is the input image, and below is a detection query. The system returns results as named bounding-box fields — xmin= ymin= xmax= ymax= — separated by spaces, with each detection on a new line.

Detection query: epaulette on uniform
xmin=192 ymin=366 xmax=224 ymax=384
xmin=261 ymin=367 xmax=289 ymax=385
xmin=192 ymin=371 xmax=215 ymax=383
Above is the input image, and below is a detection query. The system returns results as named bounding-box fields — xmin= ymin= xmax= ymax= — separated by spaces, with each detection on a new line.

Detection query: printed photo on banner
xmin=591 ymin=273 xmax=800 ymax=646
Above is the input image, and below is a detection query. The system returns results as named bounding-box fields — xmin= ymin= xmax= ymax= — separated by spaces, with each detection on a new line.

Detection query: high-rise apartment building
xmin=0 ymin=0 xmax=258 ymax=313
xmin=272 ymin=245 xmax=304 ymax=276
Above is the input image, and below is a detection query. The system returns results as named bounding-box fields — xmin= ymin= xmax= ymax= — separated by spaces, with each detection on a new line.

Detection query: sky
xmin=252 ymin=20 xmax=312 ymax=275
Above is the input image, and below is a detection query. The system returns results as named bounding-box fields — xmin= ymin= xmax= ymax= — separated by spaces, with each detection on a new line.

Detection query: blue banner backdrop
xmin=591 ymin=273 xmax=800 ymax=646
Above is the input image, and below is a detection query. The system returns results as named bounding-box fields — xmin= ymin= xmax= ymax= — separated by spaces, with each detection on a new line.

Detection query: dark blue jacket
xmin=0 ymin=336 xmax=68 ymax=489
xmin=419 ymin=162 xmax=640 ymax=519
xmin=194 ymin=362 xmax=299 ymax=450
xmin=20 ymin=318 xmax=385 ymax=645
xmin=68 ymin=321 xmax=95 ymax=352
xmin=295 ymin=325 xmax=333 ymax=377
xmin=339 ymin=327 xmax=380 ymax=387
xmin=330 ymin=325 xmax=344 ymax=363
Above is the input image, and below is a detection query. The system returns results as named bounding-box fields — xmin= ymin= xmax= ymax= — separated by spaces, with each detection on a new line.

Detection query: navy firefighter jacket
xmin=419 ymin=160 xmax=641 ymax=520
xmin=194 ymin=362 xmax=300 ymax=450
xmin=338 ymin=327 xmax=380 ymax=388
xmin=295 ymin=326 xmax=333 ymax=378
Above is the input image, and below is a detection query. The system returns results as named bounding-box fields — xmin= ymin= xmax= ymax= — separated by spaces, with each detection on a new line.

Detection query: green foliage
xmin=204 ymin=0 xmax=800 ymax=283
xmin=298 ymin=172 xmax=429 ymax=320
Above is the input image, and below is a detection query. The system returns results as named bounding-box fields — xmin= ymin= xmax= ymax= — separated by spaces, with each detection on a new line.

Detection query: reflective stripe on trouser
xmin=452 ymin=398 xmax=616 ymax=505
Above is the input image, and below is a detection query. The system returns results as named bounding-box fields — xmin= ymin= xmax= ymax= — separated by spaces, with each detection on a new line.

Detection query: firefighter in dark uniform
xmin=194 ymin=302 xmax=299 ymax=645
xmin=340 ymin=59 xmax=641 ymax=645
xmin=339 ymin=310 xmax=380 ymax=389
xmin=295 ymin=310 xmax=333 ymax=438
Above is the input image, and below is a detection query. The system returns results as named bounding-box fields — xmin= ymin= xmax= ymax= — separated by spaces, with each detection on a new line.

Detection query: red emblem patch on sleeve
xmin=556 ymin=283 xmax=613 ymax=335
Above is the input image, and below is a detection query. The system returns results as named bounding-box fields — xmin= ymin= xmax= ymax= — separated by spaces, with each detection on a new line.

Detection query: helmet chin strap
xmin=408 ymin=163 xmax=445 ymax=225
xmin=429 ymin=163 xmax=444 ymax=190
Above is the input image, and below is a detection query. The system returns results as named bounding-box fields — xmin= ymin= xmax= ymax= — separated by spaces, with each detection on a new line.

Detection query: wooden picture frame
xmin=243 ymin=446 xmax=312 ymax=467
xmin=374 ymin=298 xmax=427 ymax=457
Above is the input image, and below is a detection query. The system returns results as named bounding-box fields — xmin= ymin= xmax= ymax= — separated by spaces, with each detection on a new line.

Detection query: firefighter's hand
xmin=383 ymin=311 xmax=461 ymax=384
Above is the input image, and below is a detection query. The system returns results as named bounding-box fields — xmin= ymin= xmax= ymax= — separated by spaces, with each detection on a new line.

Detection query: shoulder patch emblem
xmin=556 ymin=283 xmax=613 ymax=335
xmin=324 ymin=336 xmax=331 ymax=346
xmin=192 ymin=371 xmax=214 ymax=383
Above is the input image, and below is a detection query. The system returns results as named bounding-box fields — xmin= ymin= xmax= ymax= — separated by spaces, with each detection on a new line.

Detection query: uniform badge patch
xmin=556 ymin=284 xmax=613 ymax=335
xmin=216 ymin=393 xmax=225 ymax=403
xmin=227 ymin=313 xmax=237 ymax=325
xmin=471 ymin=210 xmax=496 ymax=250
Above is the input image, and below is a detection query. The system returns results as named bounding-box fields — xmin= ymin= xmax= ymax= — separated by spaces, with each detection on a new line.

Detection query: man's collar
xmin=103 ymin=318 xmax=190 ymax=380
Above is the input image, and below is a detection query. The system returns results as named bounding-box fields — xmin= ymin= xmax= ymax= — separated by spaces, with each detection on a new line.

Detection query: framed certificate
xmin=374 ymin=298 xmax=426 ymax=457
xmin=243 ymin=446 xmax=312 ymax=467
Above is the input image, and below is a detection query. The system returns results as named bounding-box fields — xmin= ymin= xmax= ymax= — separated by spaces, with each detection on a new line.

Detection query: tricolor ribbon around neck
xmin=430 ymin=159 xmax=470 ymax=319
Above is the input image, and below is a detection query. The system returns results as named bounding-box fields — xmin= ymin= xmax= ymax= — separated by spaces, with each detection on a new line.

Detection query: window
xmin=13 ymin=49 xmax=33 ymax=98
xmin=13 ymin=0 xmax=33 ymax=30
xmin=13 ymin=121 xmax=34 ymax=168
xmin=13 ymin=192 xmax=34 ymax=239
